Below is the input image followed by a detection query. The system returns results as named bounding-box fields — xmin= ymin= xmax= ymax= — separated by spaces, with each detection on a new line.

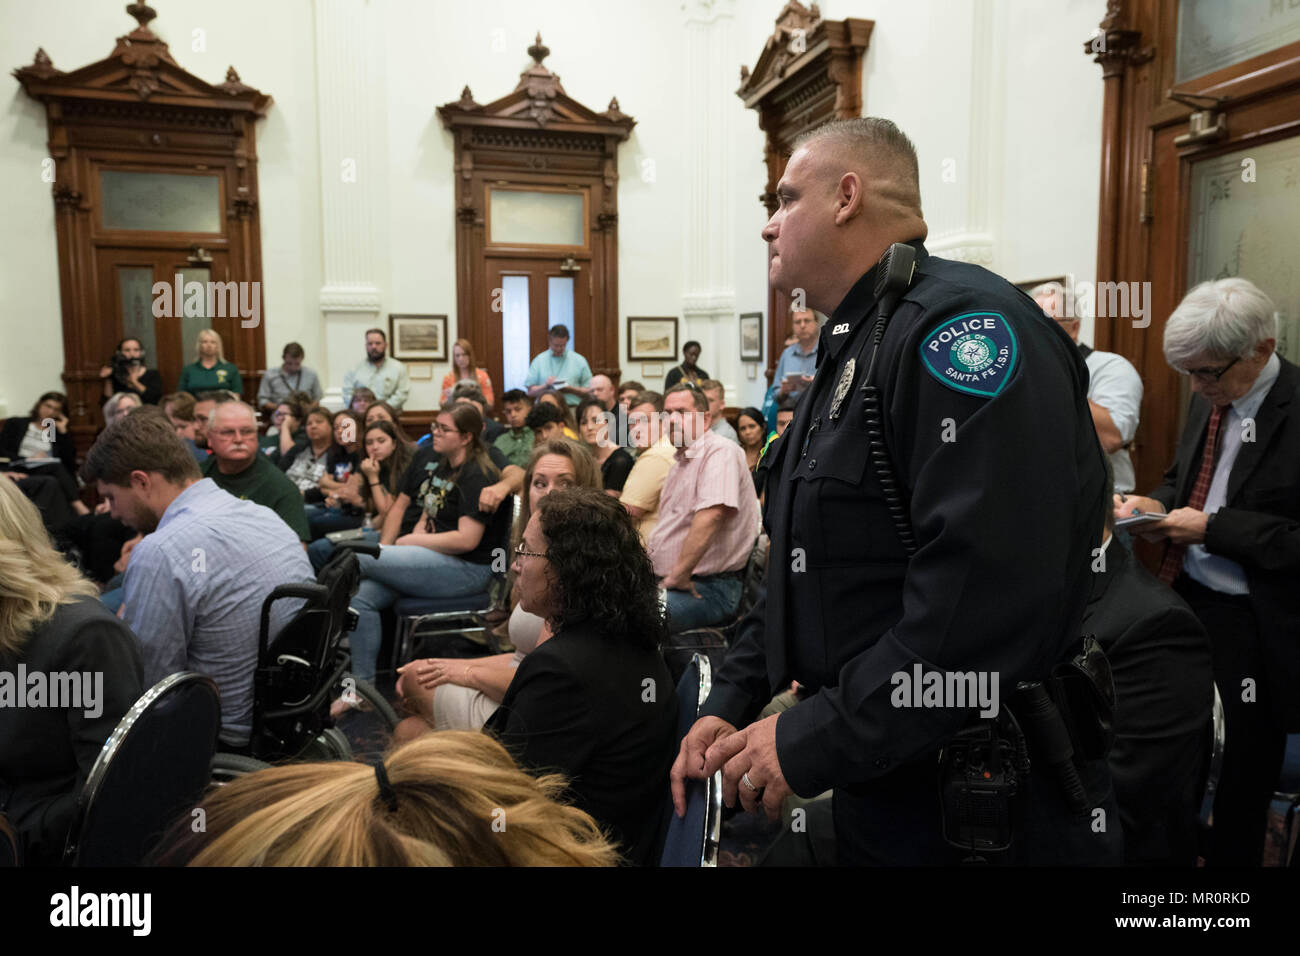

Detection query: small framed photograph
xmin=640 ymin=363 xmax=664 ymax=377
xmin=407 ymin=362 xmax=434 ymax=381
xmin=390 ymin=314 xmax=447 ymax=361
xmin=627 ymin=316 xmax=678 ymax=362
xmin=739 ymin=312 xmax=763 ymax=361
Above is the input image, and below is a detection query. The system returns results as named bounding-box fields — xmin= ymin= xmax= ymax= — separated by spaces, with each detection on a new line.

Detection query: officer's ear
xmin=833 ymin=171 xmax=865 ymax=225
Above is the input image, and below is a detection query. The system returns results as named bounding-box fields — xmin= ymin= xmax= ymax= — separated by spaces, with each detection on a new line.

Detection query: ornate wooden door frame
xmin=14 ymin=1 xmax=271 ymax=450
xmin=737 ymin=1 xmax=873 ymax=386
xmin=438 ymin=35 xmax=634 ymax=393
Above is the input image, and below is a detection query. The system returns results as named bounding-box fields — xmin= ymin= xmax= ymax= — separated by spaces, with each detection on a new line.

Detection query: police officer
xmin=669 ymin=118 xmax=1121 ymax=864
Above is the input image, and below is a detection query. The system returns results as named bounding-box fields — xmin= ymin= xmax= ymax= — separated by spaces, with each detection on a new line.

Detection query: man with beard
xmin=81 ymin=412 xmax=313 ymax=748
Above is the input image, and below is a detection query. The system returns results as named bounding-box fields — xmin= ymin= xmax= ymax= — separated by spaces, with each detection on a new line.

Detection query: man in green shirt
xmin=492 ymin=389 xmax=535 ymax=469
xmin=201 ymin=402 xmax=310 ymax=543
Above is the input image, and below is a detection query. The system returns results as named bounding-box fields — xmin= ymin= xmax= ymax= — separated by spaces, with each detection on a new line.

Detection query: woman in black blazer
xmin=0 ymin=392 xmax=86 ymax=518
xmin=485 ymin=486 xmax=676 ymax=866
xmin=0 ymin=477 xmax=143 ymax=865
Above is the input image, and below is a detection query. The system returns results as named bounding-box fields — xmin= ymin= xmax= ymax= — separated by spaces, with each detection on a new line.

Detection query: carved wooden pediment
xmin=438 ymin=33 xmax=634 ymax=138
xmin=13 ymin=2 xmax=270 ymax=115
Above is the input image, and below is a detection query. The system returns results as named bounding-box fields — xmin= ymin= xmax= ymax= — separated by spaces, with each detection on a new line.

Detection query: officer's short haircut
xmin=525 ymin=402 xmax=567 ymax=430
xmin=795 ymin=117 xmax=922 ymax=214
xmin=548 ymin=324 xmax=570 ymax=340
xmin=502 ymin=389 xmax=531 ymax=406
xmin=664 ymin=383 xmax=708 ymax=413
xmin=631 ymin=390 xmax=664 ymax=414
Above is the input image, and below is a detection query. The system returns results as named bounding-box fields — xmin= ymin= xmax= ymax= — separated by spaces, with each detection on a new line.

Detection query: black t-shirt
xmin=601 ymin=447 xmax=635 ymax=494
xmin=396 ymin=445 xmax=510 ymax=562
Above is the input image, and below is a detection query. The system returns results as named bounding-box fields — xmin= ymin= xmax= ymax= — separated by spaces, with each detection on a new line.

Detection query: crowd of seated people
xmin=5 ymin=272 xmax=1295 ymax=871
xmin=393 ymin=437 xmax=602 ymax=739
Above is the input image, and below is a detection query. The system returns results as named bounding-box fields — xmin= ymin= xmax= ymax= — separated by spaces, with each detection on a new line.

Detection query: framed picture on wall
xmin=627 ymin=316 xmax=678 ymax=361
xmin=739 ymin=312 xmax=763 ymax=361
xmin=390 ymin=314 xmax=448 ymax=361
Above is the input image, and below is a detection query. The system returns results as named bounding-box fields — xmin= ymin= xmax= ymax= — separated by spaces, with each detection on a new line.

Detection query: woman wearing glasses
xmin=484 ymin=486 xmax=677 ymax=865
xmin=343 ymin=403 xmax=514 ymax=694
xmin=394 ymin=439 xmax=601 ymax=738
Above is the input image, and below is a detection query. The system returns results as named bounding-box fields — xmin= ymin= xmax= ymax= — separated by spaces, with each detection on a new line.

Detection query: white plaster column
xmin=927 ymin=0 xmax=1004 ymax=270
xmin=314 ymin=0 xmax=387 ymax=405
xmin=681 ymin=0 xmax=738 ymax=405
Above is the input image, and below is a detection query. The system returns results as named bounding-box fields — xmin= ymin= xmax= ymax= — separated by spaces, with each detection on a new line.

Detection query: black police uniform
xmin=701 ymin=240 xmax=1123 ymax=864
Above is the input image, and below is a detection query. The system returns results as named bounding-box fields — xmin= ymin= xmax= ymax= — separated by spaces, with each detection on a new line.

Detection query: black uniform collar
xmin=821 ymin=238 xmax=929 ymax=363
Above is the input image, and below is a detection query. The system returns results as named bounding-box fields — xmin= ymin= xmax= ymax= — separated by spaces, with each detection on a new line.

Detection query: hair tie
xmin=374 ymin=762 xmax=399 ymax=812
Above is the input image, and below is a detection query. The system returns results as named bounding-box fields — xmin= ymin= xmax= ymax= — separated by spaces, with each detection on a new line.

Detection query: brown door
xmin=486 ymin=256 xmax=591 ymax=404
xmin=96 ymin=248 xmax=234 ymax=402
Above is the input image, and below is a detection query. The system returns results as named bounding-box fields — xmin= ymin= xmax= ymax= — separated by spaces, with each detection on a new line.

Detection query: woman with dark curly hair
xmin=484 ymin=486 xmax=676 ymax=865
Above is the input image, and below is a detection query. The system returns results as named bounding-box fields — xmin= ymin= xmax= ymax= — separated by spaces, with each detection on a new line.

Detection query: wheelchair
xmin=211 ymin=539 xmax=400 ymax=780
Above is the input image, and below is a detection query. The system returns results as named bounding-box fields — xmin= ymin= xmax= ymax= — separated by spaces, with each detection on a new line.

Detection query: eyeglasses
xmin=514 ymin=542 xmax=548 ymax=560
xmin=211 ymin=428 xmax=257 ymax=439
xmin=1179 ymin=356 xmax=1240 ymax=383
xmin=431 ymin=424 xmax=461 ymax=435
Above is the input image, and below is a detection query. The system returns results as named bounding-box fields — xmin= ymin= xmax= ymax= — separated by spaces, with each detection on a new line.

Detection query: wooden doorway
xmin=439 ymin=35 xmax=633 ymax=409
xmin=1089 ymin=0 xmax=1300 ymax=496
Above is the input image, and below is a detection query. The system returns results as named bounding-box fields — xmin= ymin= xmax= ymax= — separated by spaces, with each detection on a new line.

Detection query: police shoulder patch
xmin=917 ymin=311 xmax=1019 ymax=398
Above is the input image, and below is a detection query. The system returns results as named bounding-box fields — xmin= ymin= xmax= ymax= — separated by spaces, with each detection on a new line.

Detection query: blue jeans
xmin=305 ymin=503 xmax=364 ymax=541
xmin=664 ymin=576 xmax=743 ymax=634
xmin=349 ymin=546 xmax=494 ymax=681
xmin=308 ymin=527 xmax=380 ymax=573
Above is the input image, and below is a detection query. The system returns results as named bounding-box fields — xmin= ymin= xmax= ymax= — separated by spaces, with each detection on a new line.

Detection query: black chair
xmin=63 ymin=672 xmax=221 ymax=866
xmin=213 ymin=539 xmax=397 ymax=773
xmin=659 ymin=652 xmax=722 ymax=867
xmin=663 ymin=535 xmax=768 ymax=685
xmin=388 ymin=496 xmax=519 ymax=671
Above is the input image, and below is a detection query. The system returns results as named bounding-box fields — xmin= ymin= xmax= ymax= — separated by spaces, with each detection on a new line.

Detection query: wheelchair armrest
xmin=259 ymin=582 xmax=330 ymax=658
xmin=334 ymin=539 xmax=381 ymax=558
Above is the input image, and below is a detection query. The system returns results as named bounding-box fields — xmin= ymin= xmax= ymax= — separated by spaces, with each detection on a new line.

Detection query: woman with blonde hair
xmin=395 ymin=438 xmax=600 ymax=738
xmin=440 ymin=338 xmax=495 ymax=407
xmin=177 ymin=329 xmax=242 ymax=396
xmin=161 ymin=731 xmax=618 ymax=866
xmin=0 ymin=477 xmax=143 ymax=865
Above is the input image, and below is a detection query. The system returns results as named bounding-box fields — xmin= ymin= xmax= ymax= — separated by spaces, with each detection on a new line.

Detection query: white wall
xmin=0 ymin=0 xmax=1106 ymax=419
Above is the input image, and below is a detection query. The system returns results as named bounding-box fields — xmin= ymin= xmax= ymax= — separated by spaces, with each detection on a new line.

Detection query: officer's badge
xmin=828 ymin=358 xmax=856 ymax=419
xmin=918 ymin=311 xmax=1018 ymax=398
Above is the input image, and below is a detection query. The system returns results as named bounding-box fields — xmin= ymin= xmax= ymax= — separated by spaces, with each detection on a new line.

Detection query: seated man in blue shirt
xmin=771 ymin=309 xmax=820 ymax=403
xmin=524 ymin=324 xmax=592 ymax=407
xmin=80 ymin=410 xmax=315 ymax=748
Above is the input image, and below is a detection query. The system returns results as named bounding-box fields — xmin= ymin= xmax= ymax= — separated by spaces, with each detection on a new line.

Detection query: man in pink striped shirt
xmin=649 ymin=384 xmax=762 ymax=633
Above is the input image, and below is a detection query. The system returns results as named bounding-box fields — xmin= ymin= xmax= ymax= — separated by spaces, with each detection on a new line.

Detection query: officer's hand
xmin=670 ymin=716 xmax=737 ymax=817
xmin=705 ymin=714 xmax=793 ymax=821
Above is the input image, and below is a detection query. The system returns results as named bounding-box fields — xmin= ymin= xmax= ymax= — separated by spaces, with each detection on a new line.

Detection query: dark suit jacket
xmin=0 ymin=416 xmax=77 ymax=472
xmin=1148 ymin=356 xmax=1300 ymax=730
xmin=484 ymin=622 xmax=677 ymax=865
xmin=1085 ymin=538 xmax=1212 ymax=865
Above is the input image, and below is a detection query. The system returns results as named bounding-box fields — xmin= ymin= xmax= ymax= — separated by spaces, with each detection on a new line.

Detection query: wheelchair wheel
xmin=352 ymin=677 xmax=400 ymax=731
xmin=333 ymin=674 xmax=401 ymax=732
xmin=297 ymin=727 xmax=353 ymax=761
xmin=211 ymin=752 xmax=273 ymax=784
